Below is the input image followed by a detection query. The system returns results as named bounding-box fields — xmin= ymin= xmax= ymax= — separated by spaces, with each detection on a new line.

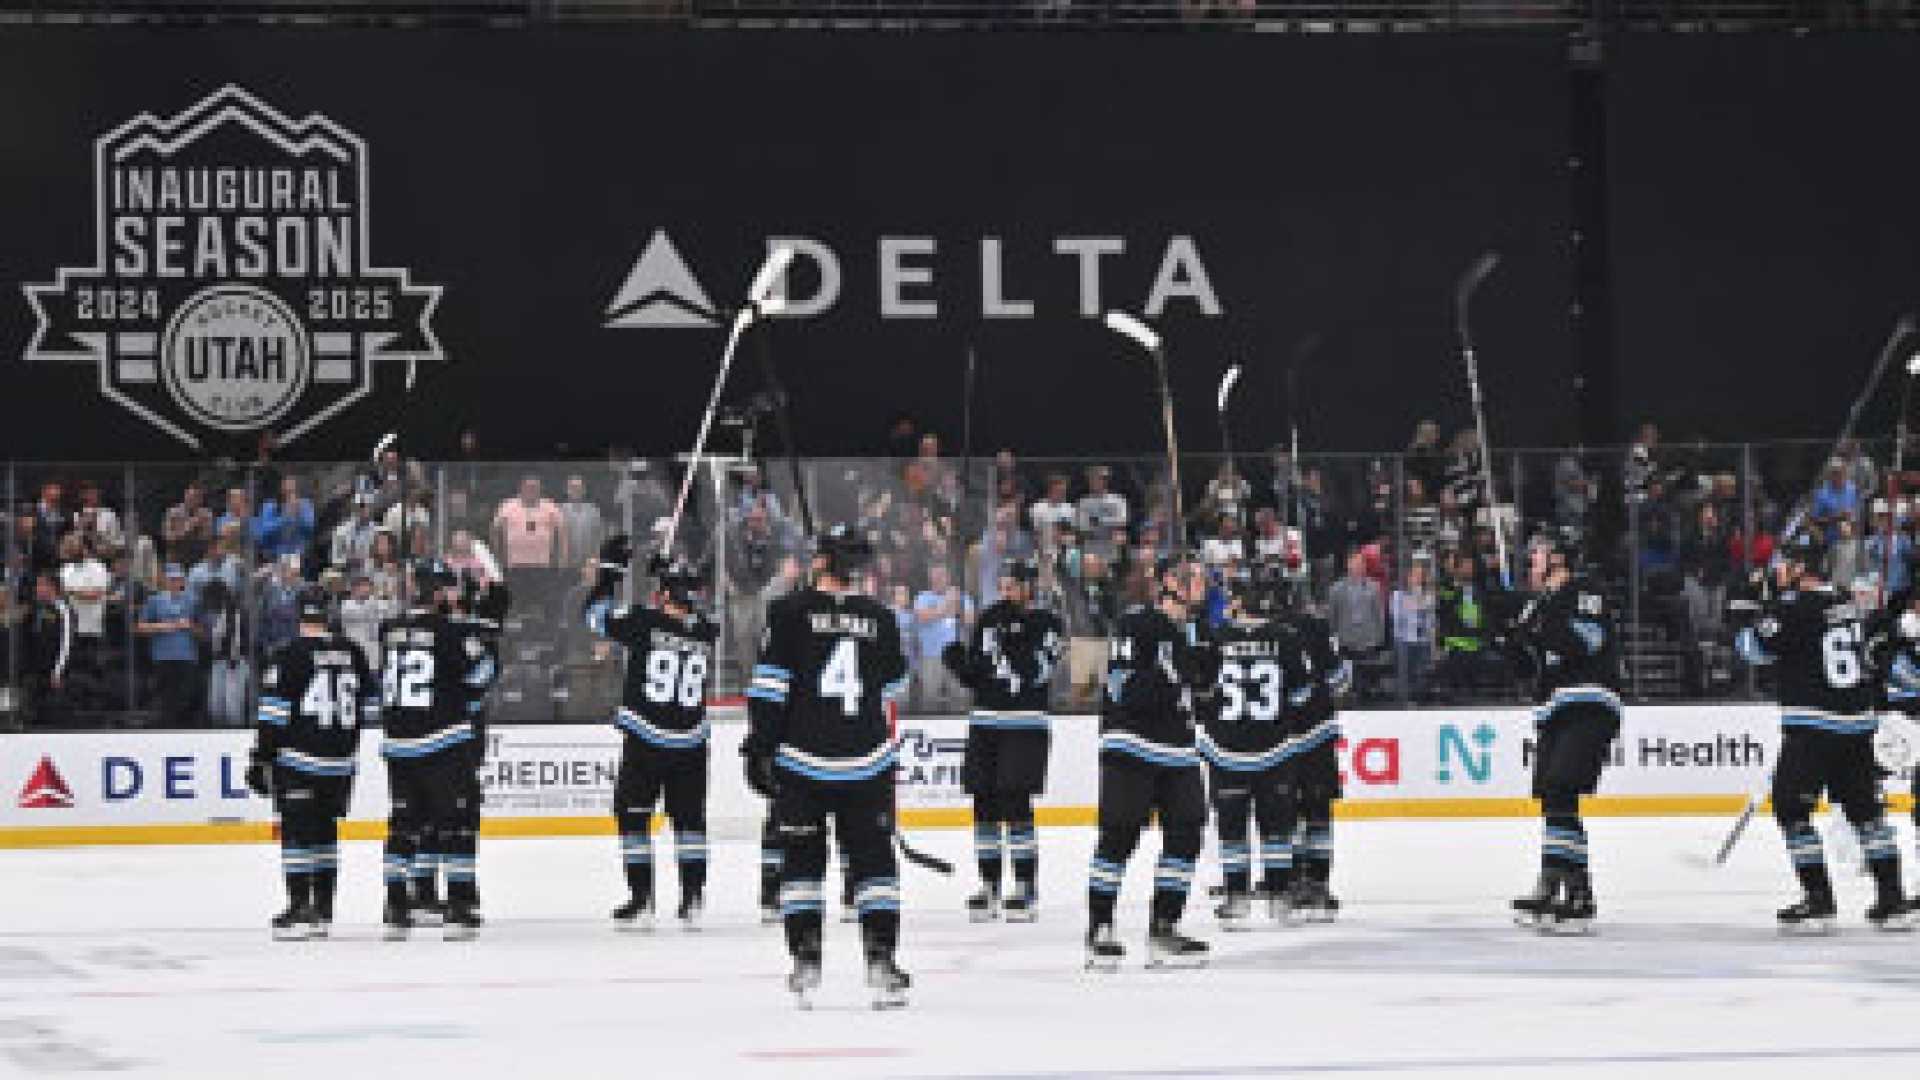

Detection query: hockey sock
xmin=759 ymin=818 xmax=782 ymax=905
xmin=1219 ymin=838 xmax=1252 ymax=895
xmin=779 ymin=876 xmax=825 ymax=956
xmin=1007 ymin=819 xmax=1039 ymax=889
xmin=381 ymin=828 xmax=412 ymax=899
xmin=313 ymin=819 xmax=340 ymax=916
xmin=1855 ymin=818 xmax=1903 ymax=897
xmin=1259 ymin=832 xmax=1293 ymax=895
xmin=675 ymin=828 xmax=708 ymax=901
xmin=279 ymin=834 xmax=314 ymax=909
xmin=1301 ymin=818 xmax=1335 ymax=884
xmin=1784 ymin=822 xmax=1831 ymax=897
xmin=852 ymin=875 xmax=902 ymax=950
xmin=1088 ymin=854 xmax=1126 ymax=929
xmin=973 ymin=819 xmax=1005 ymax=892
xmin=1542 ymin=814 xmax=1587 ymax=875
xmin=443 ymin=828 xmax=478 ymax=908
xmin=621 ymin=829 xmax=655 ymax=904
xmin=409 ymin=849 xmax=440 ymax=900
xmin=1151 ymin=853 xmax=1197 ymax=925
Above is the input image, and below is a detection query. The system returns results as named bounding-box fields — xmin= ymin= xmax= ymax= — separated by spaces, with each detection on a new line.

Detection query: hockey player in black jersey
xmin=1087 ymin=557 xmax=1220 ymax=971
xmin=1736 ymin=534 xmax=1913 ymax=932
xmin=378 ymin=558 xmax=500 ymax=941
xmin=1505 ymin=538 xmax=1621 ymax=934
xmin=1200 ymin=561 xmax=1309 ymax=930
xmin=1881 ymin=588 xmax=1920 ymax=907
xmin=942 ymin=558 xmax=1064 ymax=923
xmin=742 ymin=525 xmax=913 ymax=1009
xmin=1276 ymin=580 xmax=1349 ymax=923
xmin=585 ymin=537 xmax=719 ymax=931
xmin=248 ymin=588 xmax=378 ymax=940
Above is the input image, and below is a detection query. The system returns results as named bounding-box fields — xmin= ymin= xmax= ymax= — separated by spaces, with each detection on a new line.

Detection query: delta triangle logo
xmin=18 ymin=756 xmax=75 ymax=810
xmin=604 ymin=229 xmax=719 ymax=329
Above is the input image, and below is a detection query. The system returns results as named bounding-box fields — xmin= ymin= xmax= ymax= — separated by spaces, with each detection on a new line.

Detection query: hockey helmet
xmin=1779 ymin=530 xmax=1825 ymax=571
xmin=656 ymin=558 xmax=707 ymax=610
xmin=410 ymin=556 xmax=458 ymax=604
xmin=1234 ymin=558 xmax=1296 ymax=617
xmin=814 ymin=523 xmax=874 ymax=582
xmin=296 ymin=586 xmax=332 ymax=625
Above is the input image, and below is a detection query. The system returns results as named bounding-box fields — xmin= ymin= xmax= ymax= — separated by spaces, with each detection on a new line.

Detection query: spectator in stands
xmin=977 ymin=503 xmax=1036 ymax=601
xmin=162 ymin=482 xmax=215 ymax=569
xmin=135 ymin=565 xmax=195 ymax=727
xmin=23 ymin=570 xmax=73 ymax=727
xmin=1809 ymin=457 xmax=1860 ymax=543
xmin=216 ymin=488 xmax=252 ymax=550
xmin=747 ymin=555 xmax=805 ymax=669
xmin=1829 ymin=515 xmax=1865 ymax=592
xmin=329 ymin=494 xmax=379 ymax=572
xmin=55 ymin=534 xmax=110 ymax=710
xmin=911 ymin=563 xmax=971 ymax=712
xmin=366 ymin=530 xmax=401 ymax=602
xmin=444 ymin=529 xmax=499 ymax=587
xmin=559 ymin=474 xmax=605 ymax=569
xmin=1625 ymin=422 xmax=1661 ymax=505
xmin=494 ymin=475 xmax=568 ymax=570
xmin=1250 ymin=508 xmax=1287 ymax=561
xmin=1076 ymin=465 xmax=1128 ymax=538
xmin=187 ymin=524 xmax=247 ymax=613
xmin=1390 ymin=556 xmax=1437 ymax=701
xmin=992 ymin=450 xmax=1030 ymax=512
xmin=198 ymin=573 xmax=250 ymax=728
xmin=1200 ymin=512 xmax=1245 ymax=568
xmin=1327 ymin=550 xmax=1386 ymax=697
xmin=337 ymin=573 xmax=389 ymax=671
xmin=1865 ymin=501 xmax=1913 ymax=597
xmin=1407 ymin=420 xmax=1447 ymax=506
xmin=1553 ymin=452 xmax=1593 ymax=531
xmin=73 ymin=481 xmax=122 ymax=553
xmin=256 ymin=556 xmax=300 ymax=656
xmin=1729 ymin=519 xmax=1775 ymax=576
xmin=1434 ymin=551 xmax=1499 ymax=702
xmin=31 ymin=481 xmax=69 ymax=562
xmin=1064 ymin=550 xmax=1119 ymax=638
xmin=1680 ymin=501 xmax=1734 ymax=640
xmin=1029 ymin=472 xmax=1075 ymax=539
xmin=728 ymin=503 xmax=788 ymax=671
xmin=1198 ymin=460 xmax=1250 ymax=529
xmin=1298 ymin=468 xmax=1339 ymax=599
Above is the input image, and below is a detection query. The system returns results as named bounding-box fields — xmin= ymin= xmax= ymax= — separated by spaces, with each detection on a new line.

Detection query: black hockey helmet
xmin=410 ymin=556 xmax=458 ymax=604
xmin=656 ymin=557 xmax=707 ymax=610
xmin=1235 ymin=558 xmax=1296 ymax=617
xmin=296 ymin=586 xmax=332 ymax=625
xmin=815 ymin=523 xmax=874 ymax=582
xmin=1779 ymin=530 xmax=1825 ymax=572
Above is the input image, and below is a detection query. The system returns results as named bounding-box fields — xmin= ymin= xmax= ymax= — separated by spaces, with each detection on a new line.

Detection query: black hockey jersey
xmin=377 ymin=609 xmax=499 ymax=759
xmin=1739 ymin=584 xmax=1877 ymax=735
xmin=256 ymin=633 xmax=378 ymax=778
xmin=1100 ymin=605 xmax=1219 ymax=768
xmin=1510 ymin=576 xmax=1622 ymax=723
xmin=1199 ymin=618 xmax=1310 ymax=771
xmin=748 ymin=587 xmax=909 ymax=782
xmin=587 ymin=600 xmax=718 ymax=750
xmin=1278 ymin=611 xmax=1347 ymax=754
xmin=948 ymin=600 xmax=1065 ymax=727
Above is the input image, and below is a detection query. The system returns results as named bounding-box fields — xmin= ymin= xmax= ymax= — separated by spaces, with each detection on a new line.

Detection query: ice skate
xmin=677 ymin=893 xmax=704 ymax=931
xmin=1777 ymin=891 xmax=1838 ymax=936
xmin=1003 ymin=882 xmax=1038 ymax=924
xmin=965 ymin=888 xmax=1001 ymax=923
xmin=612 ymin=895 xmax=656 ymax=932
xmin=1084 ymin=923 xmax=1124 ymax=973
xmin=1214 ymin=890 xmax=1253 ymax=932
xmin=1145 ymin=919 xmax=1209 ymax=970
xmin=865 ymin=949 xmax=911 ymax=1010
xmin=1541 ymin=874 xmax=1597 ymax=936
xmin=788 ymin=936 xmax=823 ymax=1010
xmin=270 ymin=903 xmax=320 ymax=942
xmin=1867 ymin=894 xmax=1916 ymax=932
xmin=381 ymin=894 xmax=413 ymax=942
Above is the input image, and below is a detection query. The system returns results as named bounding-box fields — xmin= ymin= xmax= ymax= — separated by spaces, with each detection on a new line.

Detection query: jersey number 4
xmin=821 ymin=638 xmax=863 ymax=717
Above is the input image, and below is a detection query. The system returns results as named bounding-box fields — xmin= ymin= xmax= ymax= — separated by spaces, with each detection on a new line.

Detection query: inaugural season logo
xmin=22 ymin=85 xmax=442 ymax=449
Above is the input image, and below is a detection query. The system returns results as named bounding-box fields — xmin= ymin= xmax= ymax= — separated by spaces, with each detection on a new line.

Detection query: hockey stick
xmin=1776 ymin=314 xmax=1915 ymax=547
xmin=660 ymin=245 xmax=796 ymax=557
xmin=1104 ymin=311 xmax=1186 ymax=552
xmin=1216 ymin=363 xmax=1243 ymax=484
xmin=1454 ymin=251 xmax=1509 ymax=588
xmin=1882 ymin=349 xmax=1920 ymax=602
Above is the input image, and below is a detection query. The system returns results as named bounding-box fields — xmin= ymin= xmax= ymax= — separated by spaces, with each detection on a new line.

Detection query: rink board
xmin=0 ymin=705 xmax=1912 ymax=847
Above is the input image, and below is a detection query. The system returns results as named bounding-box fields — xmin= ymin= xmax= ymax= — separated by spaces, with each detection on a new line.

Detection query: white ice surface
xmin=2 ymin=817 xmax=1920 ymax=1079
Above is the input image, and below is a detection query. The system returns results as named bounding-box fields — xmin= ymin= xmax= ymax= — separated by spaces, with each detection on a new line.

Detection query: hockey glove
xmin=741 ymin=740 xmax=779 ymax=799
xmin=244 ymin=760 xmax=272 ymax=798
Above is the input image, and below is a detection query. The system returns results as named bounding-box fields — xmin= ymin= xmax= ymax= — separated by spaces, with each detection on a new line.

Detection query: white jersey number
xmin=1822 ymin=624 xmax=1865 ymax=690
xmin=643 ymin=649 xmax=709 ymax=709
xmin=1216 ymin=660 xmax=1283 ymax=724
xmin=301 ymin=670 xmax=361 ymax=730
xmin=382 ymin=649 xmax=434 ymax=709
xmin=821 ymin=638 xmax=863 ymax=717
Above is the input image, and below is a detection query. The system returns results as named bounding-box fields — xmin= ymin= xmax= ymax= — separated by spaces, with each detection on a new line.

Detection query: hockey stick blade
xmin=746 ymin=244 xmax=797 ymax=317
xmin=370 ymin=432 xmax=397 ymax=463
xmin=1103 ymin=310 xmax=1162 ymax=353
xmin=1216 ymin=363 xmax=1243 ymax=414
xmin=896 ymin=832 xmax=954 ymax=875
xmin=1453 ymin=251 xmax=1501 ymax=310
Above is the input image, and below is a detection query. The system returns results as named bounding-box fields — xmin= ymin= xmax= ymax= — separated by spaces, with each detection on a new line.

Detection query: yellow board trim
xmin=0 ymin=794 xmax=1909 ymax=848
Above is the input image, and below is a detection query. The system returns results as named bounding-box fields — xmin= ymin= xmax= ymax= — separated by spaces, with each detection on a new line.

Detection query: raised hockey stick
xmin=1454 ymin=251 xmax=1509 ymax=588
xmin=1881 ymin=349 xmax=1920 ymax=602
xmin=1776 ymin=314 xmax=1915 ymax=547
xmin=1216 ymin=362 xmax=1243 ymax=483
xmin=1104 ymin=311 xmax=1186 ymax=552
xmin=660 ymin=245 xmax=796 ymax=556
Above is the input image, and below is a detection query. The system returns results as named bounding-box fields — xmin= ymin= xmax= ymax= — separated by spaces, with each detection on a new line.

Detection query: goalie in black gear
xmin=1505 ymin=537 xmax=1621 ymax=934
xmin=250 ymin=588 xmax=378 ymax=940
xmin=1201 ymin=560 xmax=1309 ymax=929
xmin=1737 ymin=533 xmax=1913 ymax=932
xmin=378 ymin=558 xmax=500 ymax=941
xmin=1087 ymin=557 xmax=1219 ymax=971
xmin=943 ymin=558 xmax=1063 ymax=923
xmin=743 ymin=524 xmax=913 ymax=1008
xmin=586 ymin=537 xmax=718 ymax=930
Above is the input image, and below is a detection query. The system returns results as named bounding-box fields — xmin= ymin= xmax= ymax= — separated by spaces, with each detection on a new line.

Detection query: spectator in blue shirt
xmin=256 ymin=556 xmax=301 ymax=655
xmin=254 ymin=475 xmax=315 ymax=564
xmin=136 ymin=564 xmax=199 ymax=727
xmin=1809 ymin=458 xmax=1860 ymax=543
xmin=911 ymin=563 xmax=972 ymax=712
xmin=215 ymin=488 xmax=252 ymax=548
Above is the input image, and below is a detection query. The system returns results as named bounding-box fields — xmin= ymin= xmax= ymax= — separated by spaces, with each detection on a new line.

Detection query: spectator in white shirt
xmin=336 ymin=574 xmax=393 ymax=670
xmin=1200 ymin=513 xmax=1246 ymax=567
xmin=330 ymin=495 xmax=379 ymax=572
xmin=559 ymin=474 xmax=605 ymax=569
xmin=73 ymin=481 xmax=123 ymax=553
xmin=1028 ymin=472 xmax=1076 ymax=538
xmin=55 ymin=535 xmax=111 ymax=708
xmin=1075 ymin=464 xmax=1129 ymax=537
xmin=1391 ymin=557 xmax=1438 ymax=701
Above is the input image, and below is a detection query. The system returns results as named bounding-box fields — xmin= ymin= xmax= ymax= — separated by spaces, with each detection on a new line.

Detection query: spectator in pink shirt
xmin=492 ymin=475 xmax=568 ymax=570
